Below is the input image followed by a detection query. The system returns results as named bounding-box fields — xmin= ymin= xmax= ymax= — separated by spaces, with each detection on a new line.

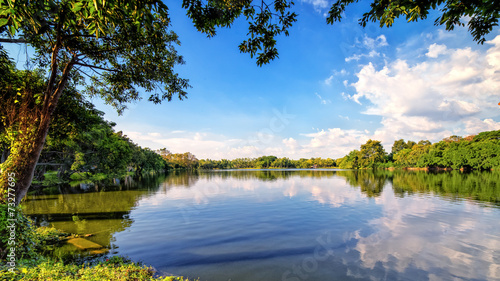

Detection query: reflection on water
xmin=23 ymin=170 xmax=500 ymax=280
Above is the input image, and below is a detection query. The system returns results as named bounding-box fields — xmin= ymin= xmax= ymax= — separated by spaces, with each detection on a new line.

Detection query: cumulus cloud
xmin=426 ymin=43 xmax=448 ymax=58
xmin=347 ymin=35 xmax=500 ymax=144
xmin=122 ymin=33 xmax=500 ymax=160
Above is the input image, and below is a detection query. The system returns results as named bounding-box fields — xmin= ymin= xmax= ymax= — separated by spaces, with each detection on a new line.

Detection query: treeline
xmin=198 ymin=156 xmax=336 ymax=169
xmin=336 ymin=130 xmax=500 ymax=170
xmin=193 ymin=130 xmax=500 ymax=171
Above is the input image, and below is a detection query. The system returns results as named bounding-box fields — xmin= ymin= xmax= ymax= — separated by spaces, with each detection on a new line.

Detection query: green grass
xmin=1 ymin=256 xmax=193 ymax=280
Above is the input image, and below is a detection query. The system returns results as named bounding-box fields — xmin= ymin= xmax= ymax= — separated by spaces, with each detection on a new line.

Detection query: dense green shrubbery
xmin=1 ymin=256 xmax=191 ymax=281
xmin=0 ymin=204 xmax=38 ymax=262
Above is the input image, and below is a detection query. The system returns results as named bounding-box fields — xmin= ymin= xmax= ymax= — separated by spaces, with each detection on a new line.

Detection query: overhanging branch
xmin=74 ymin=62 xmax=118 ymax=72
xmin=0 ymin=38 xmax=27 ymax=43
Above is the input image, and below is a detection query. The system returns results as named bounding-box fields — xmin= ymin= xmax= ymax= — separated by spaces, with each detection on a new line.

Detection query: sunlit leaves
xmin=0 ymin=0 xmax=189 ymax=113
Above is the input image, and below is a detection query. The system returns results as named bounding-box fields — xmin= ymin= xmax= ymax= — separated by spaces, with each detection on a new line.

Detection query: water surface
xmin=23 ymin=170 xmax=500 ymax=280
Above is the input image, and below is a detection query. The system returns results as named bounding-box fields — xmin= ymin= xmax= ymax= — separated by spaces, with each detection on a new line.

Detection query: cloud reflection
xmin=352 ymin=183 xmax=500 ymax=280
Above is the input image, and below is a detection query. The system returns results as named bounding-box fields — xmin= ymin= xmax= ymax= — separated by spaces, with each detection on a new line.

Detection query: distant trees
xmin=334 ymin=130 xmax=500 ymax=170
xmin=159 ymin=151 xmax=199 ymax=170
xmin=390 ymin=131 xmax=500 ymax=170
xmin=197 ymin=156 xmax=336 ymax=170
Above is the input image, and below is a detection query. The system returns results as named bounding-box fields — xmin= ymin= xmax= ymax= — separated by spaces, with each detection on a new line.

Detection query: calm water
xmin=23 ymin=170 xmax=500 ymax=281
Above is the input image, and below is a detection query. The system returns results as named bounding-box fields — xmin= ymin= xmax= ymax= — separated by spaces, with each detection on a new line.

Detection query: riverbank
xmin=0 ymin=207 xmax=193 ymax=281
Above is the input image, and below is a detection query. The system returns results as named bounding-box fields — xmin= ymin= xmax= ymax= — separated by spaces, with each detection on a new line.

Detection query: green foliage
xmin=337 ymin=150 xmax=360 ymax=169
xmin=1 ymin=0 xmax=190 ymax=112
xmin=389 ymin=130 xmax=500 ymax=170
xmin=182 ymin=0 xmax=297 ymax=66
xmin=1 ymin=255 xmax=192 ymax=281
xmin=0 ymin=207 xmax=191 ymax=280
xmin=198 ymin=156 xmax=336 ymax=170
xmin=359 ymin=139 xmax=386 ymax=168
xmin=0 ymin=204 xmax=38 ymax=261
xmin=0 ymin=0 xmax=189 ymax=205
xmin=327 ymin=0 xmax=499 ymax=44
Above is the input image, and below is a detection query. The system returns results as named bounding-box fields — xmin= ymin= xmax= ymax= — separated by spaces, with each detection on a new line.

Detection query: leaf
xmin=72 ymin=2 xmax=84 ymax=13
xmin=0 ymin=18 xmax=8 ymax=27
xmin=8 ymin=24 xmax=15 ymax=35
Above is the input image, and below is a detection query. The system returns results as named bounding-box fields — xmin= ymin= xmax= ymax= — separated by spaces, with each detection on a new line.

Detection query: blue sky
xmin=6 ymin=1 xmax=500 ymax=159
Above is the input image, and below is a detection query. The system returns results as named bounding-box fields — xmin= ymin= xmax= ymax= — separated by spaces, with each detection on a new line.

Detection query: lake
xmin=23 ymin=170 xmax=500 ymax=281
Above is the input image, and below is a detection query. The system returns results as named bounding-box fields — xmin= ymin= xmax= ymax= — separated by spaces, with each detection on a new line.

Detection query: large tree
xmin=0 ymin=0 xmax=189 ymax=205
xmin=2 ymin=0 xmax=500 ymax=205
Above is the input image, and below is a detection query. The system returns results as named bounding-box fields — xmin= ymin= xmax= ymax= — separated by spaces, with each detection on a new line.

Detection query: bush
xmin=0 ymin=204 xmax=38 ymax=262
xmin=0 ymin=256 xmax=192 ymax=281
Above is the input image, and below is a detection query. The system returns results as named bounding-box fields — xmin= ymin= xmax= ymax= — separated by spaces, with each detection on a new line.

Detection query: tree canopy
xmin=0 ymin=0 xmax=190 ymax=205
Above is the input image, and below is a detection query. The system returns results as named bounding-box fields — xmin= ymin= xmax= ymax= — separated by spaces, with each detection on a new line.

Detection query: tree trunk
xmin=0 ymin=114 xmax=52 ymax=206
xmin=0 ymin=46 xmax=75 ymax=205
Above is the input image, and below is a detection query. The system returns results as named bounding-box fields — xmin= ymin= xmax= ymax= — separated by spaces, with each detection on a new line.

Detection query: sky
xmin=5 ymin=1 xmax=500 ymax=160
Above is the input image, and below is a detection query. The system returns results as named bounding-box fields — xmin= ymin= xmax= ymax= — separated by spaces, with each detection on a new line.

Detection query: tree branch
xmin=0 ymin=38 xmax=28 ymax=43
xmin=74 ymin=62 xmax=118 ymax=72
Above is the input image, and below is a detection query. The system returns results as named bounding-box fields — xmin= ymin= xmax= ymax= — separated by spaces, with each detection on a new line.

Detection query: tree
xmin=0 ymin=0 xmax=189 ymax=205
xmin=418 ymin=140 xmax=432 ymax=146
xmin=337 ymin=150 xmax=360 ymax=169
xmin=359 ymin=139 xmax=386 ymax=168
xmin=391 ymin=139 xmax=407 ymax=156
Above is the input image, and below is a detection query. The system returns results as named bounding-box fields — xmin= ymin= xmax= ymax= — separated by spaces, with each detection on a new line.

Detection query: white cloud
xmin=345 ymin=35 xmax=388 ymax=62
xmin=363 ymin=34 xmax=388 ymax=49
xmin=301 ymin=128 xmax=370 ymax=156
xmin=301 ymin=0 xmax=329 ymax=12
xmin=120 ymin=34 xmax=500 ymax=161
xmin=315 ymin=92 xmax=331 ymax=104
xmin=282 ymin=137 xmax=300 ymax=151
xmin=324 ymin=75 xmax=334 ymax=85
xmin=426 ymin=43 xmax=448 ymax=58
xmin=347 ymin=35 xmax=500 ymax=144
xmin=324 ymin=69 xmax=348 ymax=85
xmin=345 ymin=50 xmax=380 ymax=62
